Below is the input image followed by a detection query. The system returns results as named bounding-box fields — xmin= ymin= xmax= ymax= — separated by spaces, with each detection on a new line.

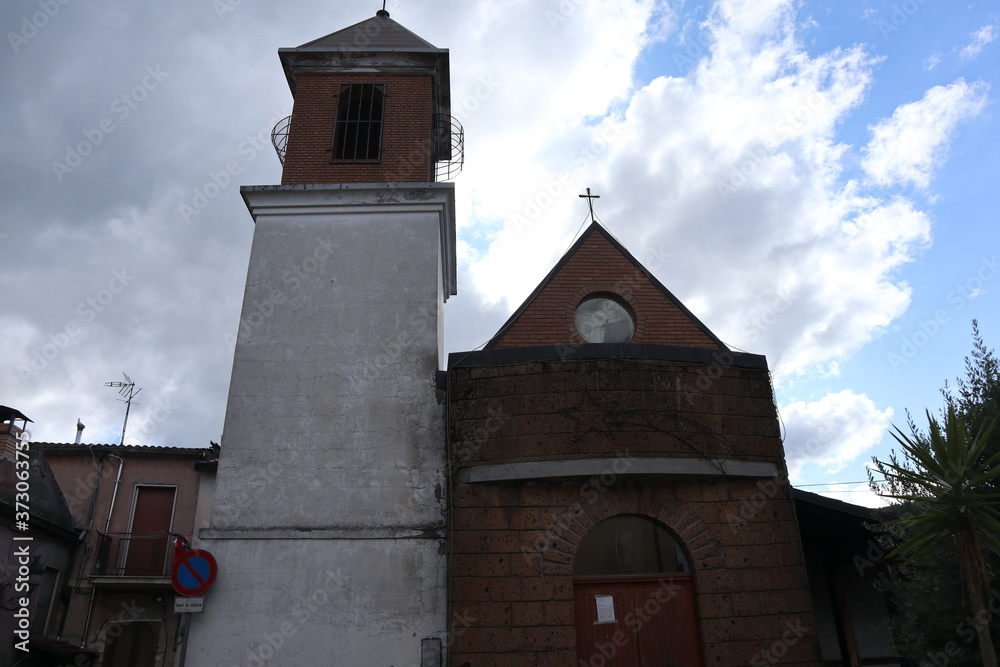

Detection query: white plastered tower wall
xmin=187 ymin=184 xmax=454 ymax=666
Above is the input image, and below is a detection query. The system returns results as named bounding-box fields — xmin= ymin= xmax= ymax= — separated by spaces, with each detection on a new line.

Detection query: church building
xmin=188 ymin=10 xmax=827 ymax=666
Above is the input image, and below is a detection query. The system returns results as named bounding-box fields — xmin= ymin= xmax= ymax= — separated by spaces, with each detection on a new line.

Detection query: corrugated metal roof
xmin=295 ymin=14 xmax=441 ymax=52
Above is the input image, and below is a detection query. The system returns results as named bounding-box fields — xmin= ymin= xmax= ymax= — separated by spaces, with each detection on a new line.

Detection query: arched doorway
xmin=573 ymin=515 xmax=703 ymax=666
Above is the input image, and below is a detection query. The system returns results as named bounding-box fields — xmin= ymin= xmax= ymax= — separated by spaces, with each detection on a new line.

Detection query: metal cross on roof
xmin=579 ymin=188 xmax=601 ymax=224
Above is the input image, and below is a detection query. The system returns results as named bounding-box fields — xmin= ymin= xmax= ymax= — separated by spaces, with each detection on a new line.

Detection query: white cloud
xmin=2 ymin=0 xmax=993 ymax=459
xmin=960 ymin=24 xmax=996 ymax=60
xmin=781 ymin=390 xmax=894 ymax=477
xmin=862 ymin=79 xmax=989 ymax=189
xmin=456 ymin=0 xmax=937 ymax=385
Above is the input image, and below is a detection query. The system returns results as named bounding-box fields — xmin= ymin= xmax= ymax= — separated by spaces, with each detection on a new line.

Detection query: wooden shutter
xmin=124 ymin=486 xmax=175 ymax=576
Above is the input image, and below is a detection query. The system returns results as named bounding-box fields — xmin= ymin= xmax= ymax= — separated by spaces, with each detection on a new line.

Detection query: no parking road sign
xmin=172 ymin=549 xmax=218 ymax=597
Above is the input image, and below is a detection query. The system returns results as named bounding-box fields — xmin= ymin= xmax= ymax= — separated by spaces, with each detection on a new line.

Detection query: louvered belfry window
xmin=333 ymin=83 xmax=385 ymax=161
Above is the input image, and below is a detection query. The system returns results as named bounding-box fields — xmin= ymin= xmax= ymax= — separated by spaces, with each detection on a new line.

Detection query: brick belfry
xmin=188 ymin=9 xmax=459 ymax=666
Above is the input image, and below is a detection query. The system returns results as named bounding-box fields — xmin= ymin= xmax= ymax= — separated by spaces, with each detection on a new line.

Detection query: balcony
xmin=432 ymin=114 xmax=464 ymax=182
xmin=271 ymin=115 xmax=291 ymax=165
xmin=91 ymin=531 xmax=176 ymax=588
xmin=270 ymin=112 xmax=464 ymax=181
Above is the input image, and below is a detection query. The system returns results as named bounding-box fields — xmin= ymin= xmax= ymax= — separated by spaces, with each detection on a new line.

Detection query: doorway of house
xmin=573 ymin=515 xmax=704 ymax=667
xmin=102 ymin=621 xmax=159 ymax=666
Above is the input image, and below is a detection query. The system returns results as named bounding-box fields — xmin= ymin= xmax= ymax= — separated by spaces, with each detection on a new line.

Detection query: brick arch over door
xmin=538 ymin=482 xmax=725 ymax=577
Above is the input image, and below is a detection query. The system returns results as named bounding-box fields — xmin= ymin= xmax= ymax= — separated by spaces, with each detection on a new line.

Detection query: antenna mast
xmin=104 ymin=372 xmax=142 ymax=445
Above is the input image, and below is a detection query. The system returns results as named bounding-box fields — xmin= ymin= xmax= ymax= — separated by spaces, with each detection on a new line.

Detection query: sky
xmin=3 ymin=0 xmax=997 ymax=507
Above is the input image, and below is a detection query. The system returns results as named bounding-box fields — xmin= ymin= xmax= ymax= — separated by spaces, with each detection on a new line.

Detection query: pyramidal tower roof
xmin=277 ymin=11 xmax=450 ymax=97
xmin=295 ymin=12 xmax=442 ymax=52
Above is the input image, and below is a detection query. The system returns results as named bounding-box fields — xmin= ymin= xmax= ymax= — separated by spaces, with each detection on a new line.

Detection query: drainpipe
xmin=80 ymin=453 xmax=124 ymax=648
xmin=104 ymin=454 xmax=124 ymax=532
xmin=65 ymin=450 xmax=103 ymax=644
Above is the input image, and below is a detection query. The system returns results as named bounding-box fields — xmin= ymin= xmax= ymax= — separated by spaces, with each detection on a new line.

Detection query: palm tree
xmin=870 ymin=407 xmax=1000 ymax=667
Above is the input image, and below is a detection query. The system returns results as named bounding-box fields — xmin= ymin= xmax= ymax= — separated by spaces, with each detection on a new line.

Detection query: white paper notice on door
xmin=594 ymin=595 xmax=616 ymax=624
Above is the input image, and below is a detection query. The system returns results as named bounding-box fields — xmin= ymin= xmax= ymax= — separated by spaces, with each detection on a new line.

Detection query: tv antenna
xmin=105 ymin=372 xmax=142 ymax=445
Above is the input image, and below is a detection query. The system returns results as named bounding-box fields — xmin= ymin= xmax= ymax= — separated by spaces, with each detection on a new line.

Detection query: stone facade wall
xmin=447 ymin=356 xmax=823 ymax=666
xmin=450 ymin=357 xmax=785 ymax=467
xmin=280 ymin=72 xmax=434 ymax=185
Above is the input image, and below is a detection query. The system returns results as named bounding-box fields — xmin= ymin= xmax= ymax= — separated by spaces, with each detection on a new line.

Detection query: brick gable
xmin=489 ymin=224 xmax=724 ymax=350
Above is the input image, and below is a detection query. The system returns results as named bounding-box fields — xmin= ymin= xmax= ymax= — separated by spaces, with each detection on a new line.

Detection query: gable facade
xmin=445 ymin=224 xmax=824 ymax=666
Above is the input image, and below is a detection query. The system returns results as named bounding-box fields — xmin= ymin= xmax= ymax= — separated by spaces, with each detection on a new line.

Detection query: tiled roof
xmin=37 ymin=442 xmax=213 ymax=456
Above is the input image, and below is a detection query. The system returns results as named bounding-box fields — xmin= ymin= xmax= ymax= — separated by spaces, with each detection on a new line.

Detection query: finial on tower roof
xmin=376 ymin=1 xmax=389 ymax=17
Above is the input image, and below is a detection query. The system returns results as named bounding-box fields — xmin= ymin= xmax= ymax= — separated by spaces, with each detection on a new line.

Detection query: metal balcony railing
xmin=272 ymin=115 xmax=292 ymax=166
xmin=432 ymin=114 xmax=464 ymax=182
xmin=93 ymin=531 xmax=175 ymax=578
xmin=270 ymin=112 xmax=464 ymax=181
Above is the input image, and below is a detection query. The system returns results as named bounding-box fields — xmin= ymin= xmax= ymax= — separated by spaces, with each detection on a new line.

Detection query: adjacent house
xmin=1 ymin=403 xmax=217 ymax=667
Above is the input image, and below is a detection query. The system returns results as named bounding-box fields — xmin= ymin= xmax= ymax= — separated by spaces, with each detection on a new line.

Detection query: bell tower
xmin=189 ymin=10 xmax=459 ymax=667
xmin=273 ymin=8 xmax=462 ymax=185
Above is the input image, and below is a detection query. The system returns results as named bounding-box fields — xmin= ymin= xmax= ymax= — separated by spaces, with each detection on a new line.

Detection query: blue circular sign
xmin=171 ymin=549 xmax=218 ymax=596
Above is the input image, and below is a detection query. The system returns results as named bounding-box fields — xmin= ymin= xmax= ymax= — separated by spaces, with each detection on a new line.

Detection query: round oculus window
xmin=574 ymin=296 xmax=634 ymax=343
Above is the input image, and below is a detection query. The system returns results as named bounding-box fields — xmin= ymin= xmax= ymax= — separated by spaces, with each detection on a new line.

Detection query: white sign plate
xmin=594 ymin=595 xmax=616 ymax=623
xmin=174 ymin=597 xmax=204 ymax=613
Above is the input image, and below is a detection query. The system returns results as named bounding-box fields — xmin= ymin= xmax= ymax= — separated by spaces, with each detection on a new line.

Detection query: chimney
xmin=0 ymin=406 xmax=32 ymax=461
xmin=75 ymin=418 xmax=85 ymax=445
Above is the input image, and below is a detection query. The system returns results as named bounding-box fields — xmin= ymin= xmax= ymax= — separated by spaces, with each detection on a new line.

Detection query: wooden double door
xmin=574 ymin=575 xmax=703 ymax=667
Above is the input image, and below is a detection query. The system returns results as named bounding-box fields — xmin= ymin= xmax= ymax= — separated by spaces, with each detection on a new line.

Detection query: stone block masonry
xmin=446 ymin=354 xmax=823 ymax=666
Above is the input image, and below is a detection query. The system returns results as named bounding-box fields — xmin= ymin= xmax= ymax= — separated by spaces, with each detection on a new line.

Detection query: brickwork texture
xmin=280 ymin=72 xmax=434 ymax=185
xmin=491 ymin=229 xmax=723 ymax=350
